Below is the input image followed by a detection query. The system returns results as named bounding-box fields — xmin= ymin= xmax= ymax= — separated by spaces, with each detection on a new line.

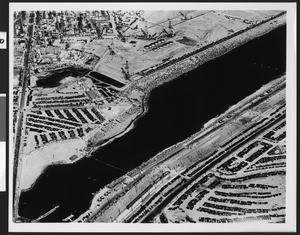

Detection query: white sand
xmin=60 ymin=76 xmax=77 ymax=84
xmin=20 ymin=139 xmax=87 ymax=191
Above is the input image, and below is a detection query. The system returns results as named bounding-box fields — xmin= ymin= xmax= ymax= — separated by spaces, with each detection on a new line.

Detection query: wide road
xmin=13 ymin=12 xmax=35 ymax=221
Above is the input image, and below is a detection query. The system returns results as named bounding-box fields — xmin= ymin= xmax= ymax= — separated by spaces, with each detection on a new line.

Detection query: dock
xmin=62 ymin=214 xmax=75 ymax=222
xmin=32 ymin=205 xmax=60 ymax=222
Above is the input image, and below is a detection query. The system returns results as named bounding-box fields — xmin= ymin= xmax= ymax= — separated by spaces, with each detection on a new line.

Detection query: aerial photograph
xmin=11 ymin=5 xmax=288 ymax=226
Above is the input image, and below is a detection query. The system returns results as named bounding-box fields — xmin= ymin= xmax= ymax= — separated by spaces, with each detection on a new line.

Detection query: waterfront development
xmin=12 ymin=9 xmax=287 ymax=223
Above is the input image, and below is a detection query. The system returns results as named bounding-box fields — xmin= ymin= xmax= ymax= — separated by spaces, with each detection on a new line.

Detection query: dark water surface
xmin=89 ymin=71 xmax=125 ymax=88
xmin=36 ymin=66 xmax=125 ymax=89
xmin=18 ymin=25 xmax=286 ymax=222
xmin=36 ymin=66 xmax=91 ymax=88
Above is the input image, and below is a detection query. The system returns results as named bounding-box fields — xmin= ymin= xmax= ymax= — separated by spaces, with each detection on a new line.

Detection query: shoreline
xmin=132 ymin=14 xmax=286 ymax=93
xmin=85 ymin=74 xmax=286 ymax=223
xmin=111 ymin=73 xmax=286 ymax=186
xmin=74 ymin=17 xmax=286 ymax=221
xmin=19 ymin=139 xmax=88 ymax=192
xmin=17 ymin=13 xmax=286 ymax=221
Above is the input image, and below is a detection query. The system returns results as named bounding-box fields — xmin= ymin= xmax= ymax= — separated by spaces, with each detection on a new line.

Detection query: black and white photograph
xmin=6 ymin=2 xmax=297 ymax=233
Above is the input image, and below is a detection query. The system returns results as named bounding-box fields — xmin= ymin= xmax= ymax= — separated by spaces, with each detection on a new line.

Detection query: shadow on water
xmin=36 ymin=66 xmax=91 ymax=88
xmin=19 ymin=25 xmax=286 ymax=222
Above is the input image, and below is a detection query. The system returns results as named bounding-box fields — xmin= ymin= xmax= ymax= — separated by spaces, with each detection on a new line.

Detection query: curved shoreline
xmin=74 ymin=18 xmax=286 ymax=221
xmin=17 ymin=13 xmax=286 ymax=221
xmin=87 ymin=14 xmax=287 ymax=170
xmin=87 ymin=73 xmax=286 ymax=223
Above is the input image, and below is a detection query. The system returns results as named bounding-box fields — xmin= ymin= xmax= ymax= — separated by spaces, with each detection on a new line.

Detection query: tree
xmin=21 ymin=11 xmax=26 ymax=21
xmin=36 ymin=11 xmax=42 ymax=24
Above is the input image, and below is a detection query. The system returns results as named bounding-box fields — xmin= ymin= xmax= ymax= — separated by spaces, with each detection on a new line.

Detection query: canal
xmin=18 ymin=25 xmax=286 ymax=222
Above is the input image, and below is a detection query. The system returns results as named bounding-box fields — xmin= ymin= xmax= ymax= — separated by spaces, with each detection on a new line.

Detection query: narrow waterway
xmin=36 ymin=66 xmax=91 ymax=88
xmin=18 ymin=25 xmax=286 ymax=222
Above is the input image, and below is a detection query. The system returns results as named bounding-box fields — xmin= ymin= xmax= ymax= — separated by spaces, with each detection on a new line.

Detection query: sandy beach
xmin=21 ymin=11 xmax=286 ymax=197
xmin=14 ymin=10 xmax=286 ymax=222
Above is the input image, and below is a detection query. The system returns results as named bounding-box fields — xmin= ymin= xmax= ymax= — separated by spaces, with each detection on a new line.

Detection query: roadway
xmin=13 ymin=12 xmax=35 ymax=221
xmin=140 ymin=107 xmax=286 ymax=222
xmin=87 ymin=76 xmax=285 ymax=222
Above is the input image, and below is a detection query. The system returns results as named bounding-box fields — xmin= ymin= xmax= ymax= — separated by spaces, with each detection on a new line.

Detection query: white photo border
xmin=9 ymin=2 xmax=297 ymax=233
